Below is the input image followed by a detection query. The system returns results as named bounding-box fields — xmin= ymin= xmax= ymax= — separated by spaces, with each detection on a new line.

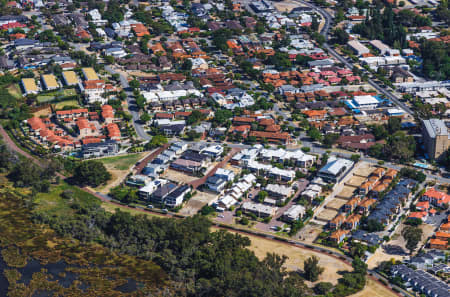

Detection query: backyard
xmin=54 ymin=99 xmax=81 ymax=109
xmin=36 ymin=88 xmax=77 ymax=103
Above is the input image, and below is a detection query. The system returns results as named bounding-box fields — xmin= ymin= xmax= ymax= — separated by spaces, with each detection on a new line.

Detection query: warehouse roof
xmin=21 ymin=78 xmax=38 ymax=92
xmin=82 ymin=67 xmax=99 ymax=81
xmin=62 ymin=71 xmax=78 ymax=85
xmin=41 ymin=74 xmax=58 ymax=89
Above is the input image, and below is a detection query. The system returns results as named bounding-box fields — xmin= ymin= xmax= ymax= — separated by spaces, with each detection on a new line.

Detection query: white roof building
xmin=282 ymin=205 xmax=305 ymax=222
xmin=266 ymin=184 xmax=293 ymax=198
xmin=218 ymin=195 xmax=237 ymax=209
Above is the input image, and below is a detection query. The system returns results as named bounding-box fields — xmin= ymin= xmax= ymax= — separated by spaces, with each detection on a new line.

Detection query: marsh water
xmin=0 ymin=248 xmax=137 ymax=295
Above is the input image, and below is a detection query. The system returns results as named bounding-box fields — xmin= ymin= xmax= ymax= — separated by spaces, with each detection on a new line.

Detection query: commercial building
xmin=369 ymin=40 xmax=390 ymax=55
xmin=347 ymin=40 xmax=370 ymax=56
xmin=317 ymin=157 xmax=354 ymax=183
xmin=346 ymin=95 xmax=380 ymax=110
xmin=422 ymin=119 xmax=450 ymax=160
xmin=41 ymin=74 xmax=59 ymax=90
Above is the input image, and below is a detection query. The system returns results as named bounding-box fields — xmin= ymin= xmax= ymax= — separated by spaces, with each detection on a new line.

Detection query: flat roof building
xmin=82 ymin=67 xmax=99 ymax=81
xmin=318 ymin=157 xmax=354 ymax=183
xmin=347 ymin=40 xmax=370 ymax=56
xmin=282 ymin=205 xmax=305 ymax=222
xmin=21 ymin=78 xmax=38 ymax=95
xmin=62 ymin=71 xmax=78 ymax=86
xmin=369 ymin=40 xmax=390 ymax=55
xmin=422 ymin=118 xmax=450 ymax=160
xmin=41 ymin=74 xmax=59 ymax=90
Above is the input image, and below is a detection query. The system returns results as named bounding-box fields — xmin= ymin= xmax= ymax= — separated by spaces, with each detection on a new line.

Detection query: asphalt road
xmin=294 ymin=0 xmax=414 ymax=116
xmin=104 ymin=66 xmax=151 ymax=140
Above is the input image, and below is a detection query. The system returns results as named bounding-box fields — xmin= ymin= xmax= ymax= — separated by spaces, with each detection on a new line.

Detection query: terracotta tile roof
xmin=302 ymin=109 xmax=327 ymax=118
xmin=233 ymin=116 xmax=256 ymax=124
xmin=249 ymin=131 xmax=291 ymax=141
xmin=107 ymin=123 xmax=120 ymax=139
xmin=258 ymin=118 xmax=275 ymax=126
xmin=27 ymin=117 xmax=46 ymax=130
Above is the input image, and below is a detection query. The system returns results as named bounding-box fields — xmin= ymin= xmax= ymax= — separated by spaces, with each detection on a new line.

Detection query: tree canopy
xmin=73 ymin=160 xmax=111 ymax=187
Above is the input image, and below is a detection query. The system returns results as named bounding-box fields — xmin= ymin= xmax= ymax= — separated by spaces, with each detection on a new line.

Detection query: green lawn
xmin=34 ymin=182 xmax=101 ymax=217
xmin=99 ymin=153 xmax=145 ymax=171
xmin=54 ymin=99 xmax=81 ymax=109
xmin=36 ymin=88 xmax=78 ymax=103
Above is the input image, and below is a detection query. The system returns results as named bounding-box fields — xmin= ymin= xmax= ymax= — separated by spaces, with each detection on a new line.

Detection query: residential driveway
xmin=188 ymin=148 xmax=241 ymax=189
xmin=254 ymin=179 xmax=309 ymax=233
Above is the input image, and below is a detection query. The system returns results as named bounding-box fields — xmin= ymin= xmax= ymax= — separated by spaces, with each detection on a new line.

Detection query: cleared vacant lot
xmin=327 ymin=198 xmax=347 ymax=211
xmin=353 ymin=163 xmax=375 ymax=178
xmin=96 ymin=153 xmax=146 ymax=193
xmin=336 ymin=186 xmax=355 ymax=199
xmin=316 ymin=208 xmax=339 ymax=222
xmin=346 ymin=175 xmax=367 ymax=187
xmin=162 ymin=169 xmax=198 ymax=183
xmin=350 ymin=278 xmax=397 ymax=297
xmin=300 ymin=223 xmax=323 ymax=243
xmin=179 ymin=190 xmax=218 ymax=216
xmin=242 ymin=234 xmax=351 ymax=285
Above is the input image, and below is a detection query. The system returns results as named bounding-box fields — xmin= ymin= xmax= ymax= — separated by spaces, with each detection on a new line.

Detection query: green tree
xmin=140 ymin=113 xmax=151 ymax=123
xmin=145 ymin=135 xmax=168 ymax=149
xmin=333 ymin=28 xmax=349 ymax=44
xmin=322 ymin=133 xmax=339 ymax=148
xmin=303 ymin=256 xmax=324 ymax=281
xmin=181 ymin=59 xmax=192 ymax=71
xmin=257 ymin=190 xmax=268 ymax=202
xmin=307 ymin=126 xmax=322 ymax=142
xmin=387 ymin=117 xmax=402 ymax=134
xmin=314 ymin=282 xmax=333 ymax=295
xmin=402 ymin=225 xmax=422 ymax=254
xmin=73 ymin=160 xmax=111 ymax=187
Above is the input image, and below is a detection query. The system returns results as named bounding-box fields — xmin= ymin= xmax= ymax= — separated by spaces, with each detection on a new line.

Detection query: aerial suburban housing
xmin=0 ymin=0 xmax=449 ymax=295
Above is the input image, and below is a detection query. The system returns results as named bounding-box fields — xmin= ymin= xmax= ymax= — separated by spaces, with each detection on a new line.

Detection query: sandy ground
xmin=162 ymin=169 xmax=198 ymax=184
xmin=273 ymin=1 xmax=300 ymax=12
xmin=96 ymin=169 xmax=129 ymax=194
xmin=316 ymin=208 xmax=339 ymax=222
xmin=243 ymin=234 xmax=351 ymax=285
xmin=179 ymin=190 xmax=218 ymax=216
xmin=353 ymin=163 xmax=375 ymax=178
xmin=367 ymin=223 xmax=436 ymax=269
xmin=349 ymin=278 xmax=398 ymax=297
xmin=367 ymin=247 xmax=406 ymax=270
xmin=327 ymin=198 xmax=348 ymax=210
xmin=33 ymin=106 xmax=52 ymax=117
xmin=346 ymin=175 xmax=367 ymax=187
xmin=300 ymin=223 xmax=323 ymax=243
xmin=336 ymin=186 xmax=356 ymax=199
